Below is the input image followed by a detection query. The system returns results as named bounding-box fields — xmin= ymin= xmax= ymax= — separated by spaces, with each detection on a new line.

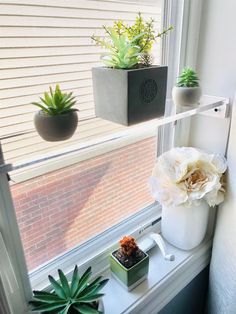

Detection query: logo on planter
xmin=140 ymin=79 xmax=158 ymax=103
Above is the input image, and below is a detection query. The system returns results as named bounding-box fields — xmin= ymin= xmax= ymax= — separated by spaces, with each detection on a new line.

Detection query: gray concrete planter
xmin=34 ymin=111 xmax=78 ymax=141
xmin=92 ymin=65 xmax=168 ymax=126
xmin=172 ymin=86 xmax=201 ymax=108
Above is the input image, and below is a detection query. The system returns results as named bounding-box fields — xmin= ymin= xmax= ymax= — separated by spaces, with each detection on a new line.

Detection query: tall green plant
xmin=29 ymin=265 xmax=109 ymax=314
xmin=92 ymin=13 xmax=173 ymax=69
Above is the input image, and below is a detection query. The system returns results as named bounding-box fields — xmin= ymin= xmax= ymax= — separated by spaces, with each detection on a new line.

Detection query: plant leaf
xmin=32 ymin=102 xmax=51 ymax=114
xmin=33 ymin=294 xmax=63 ymax=303
xmin=71 ymin=265 xmax=80 ymax=297
xmin=48 ymin=275 xmax=66 ymax=299
xmin=76 ymin=293 xmax=104 ymax=303
xmin=58 ymin=269 xmax=71 ymax=298
xmin=79 ymin=278 xmax=109 ymax=298
xmin=73 ymin=304 xmax=101 ymax=314
xmin=73 ymin=267 xmax=92 ymax=298
xmin=44 ymin=92 xmax=53 ymax=107
xmin=30 ymin=301 xmax=67 ymax=312
xmin=59 ymin=303 xmax=71 ymax=314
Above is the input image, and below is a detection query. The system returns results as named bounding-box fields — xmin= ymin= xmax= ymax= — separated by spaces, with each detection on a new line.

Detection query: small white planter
xmin=161 ymin=201 xmax=210 ymax=250
xmin=172 ymin=86 xmax=201 ymax=108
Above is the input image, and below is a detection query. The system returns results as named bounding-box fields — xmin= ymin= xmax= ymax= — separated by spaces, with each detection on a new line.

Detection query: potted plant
xmin=110 ymin=236 xmax=149 ymax=291
xmin=172 ymin=67 xmax=201 ymax=109
xmin=32 ymin=84 xmax=78 ymax=141
xmin=149 ymin=147 xmax=227 ymax=250
xmin=29 ymin=265 xmax=109 ymax=313
xmin=91 ymin=13 xmax=173 ymax=126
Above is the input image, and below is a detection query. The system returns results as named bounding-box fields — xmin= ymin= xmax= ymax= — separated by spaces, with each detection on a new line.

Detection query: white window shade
xmin=0 ymin=0 xmax=162 ymax=165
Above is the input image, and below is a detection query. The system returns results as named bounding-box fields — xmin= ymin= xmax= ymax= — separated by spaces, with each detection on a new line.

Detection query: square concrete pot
xmin=92 ymin=65 xmax=168 ymax=126
xmin=109 ymin=250 xmax=149 ymax=291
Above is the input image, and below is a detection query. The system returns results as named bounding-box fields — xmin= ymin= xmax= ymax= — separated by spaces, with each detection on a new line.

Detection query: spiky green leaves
xmin=32 ymin=85 xmax=77 ymax=116
xmin=29 ymin=265 xmax=109 ymax=314
xmin=92 ymin=13 xmax=173 ymax=69
xmin=177 ymin=68 xmax=200 ymax=87
xmin=99 ymin=29 xmax=143 ymax=69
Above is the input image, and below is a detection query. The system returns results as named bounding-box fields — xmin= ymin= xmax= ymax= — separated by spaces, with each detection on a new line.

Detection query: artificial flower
xmin=149 ymin=147 xmax=227 ymax=207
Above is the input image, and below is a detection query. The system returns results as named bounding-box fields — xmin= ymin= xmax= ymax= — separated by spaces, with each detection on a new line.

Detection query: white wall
xmin=196 ymin=0 xmax=236 ymax=313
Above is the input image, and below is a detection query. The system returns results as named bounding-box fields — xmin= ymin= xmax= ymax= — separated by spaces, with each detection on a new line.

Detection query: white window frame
xmin=0 ymin=0 xmax=204 ymax=312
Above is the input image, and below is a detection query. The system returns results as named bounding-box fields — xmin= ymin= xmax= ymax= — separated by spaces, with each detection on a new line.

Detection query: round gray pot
xmin=172 ymin=86 xmax=201 ymax=108
xmin=34 ymin=111 xmax=78 ymax=142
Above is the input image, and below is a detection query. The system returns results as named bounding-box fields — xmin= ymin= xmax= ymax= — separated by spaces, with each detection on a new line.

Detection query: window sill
xmin=29 ymin=205 xmax=212 ymax=314
xmin=102 ymin=237 xmax=212 ymax=314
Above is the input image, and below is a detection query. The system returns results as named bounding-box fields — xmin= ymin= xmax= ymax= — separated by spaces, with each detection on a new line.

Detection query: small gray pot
xmin=34 ymin=111 xmax=78 ymax=142
xmin=172 ymin=86 xmax=201 ymax=108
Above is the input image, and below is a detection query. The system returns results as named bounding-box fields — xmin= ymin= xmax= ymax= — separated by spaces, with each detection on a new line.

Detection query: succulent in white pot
xmin=172 ymin=67 xmax=201 ymax=109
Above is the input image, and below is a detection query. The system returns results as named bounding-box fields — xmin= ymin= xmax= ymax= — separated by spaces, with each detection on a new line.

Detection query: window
xmin=0 ymin=0 xmax=188 ymax=311
xmin=0 ymin=0 xmax=168 ymax=276
xmin=11 ymin=136 xmax=156 ymax=271
xmin=0 ymin=0 xmax=210 ymax=313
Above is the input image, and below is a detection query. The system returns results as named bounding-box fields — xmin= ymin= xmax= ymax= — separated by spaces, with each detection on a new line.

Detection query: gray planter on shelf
xmin=34 ymin=111 xmax=78 ymax=142
xmin=172 ymin=86 xmax=201 ymax=108
xmin=92 ymin=65 xmax=168 ymax=126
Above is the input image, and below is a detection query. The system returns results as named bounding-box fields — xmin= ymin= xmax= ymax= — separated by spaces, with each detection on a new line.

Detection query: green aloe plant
xmin=32 ymin=85 xmax=77 ymax=115
xmin=176 ymin=67 xmax=199 ymax=87
xmin=29 ymin=265 xmax=109 ymax=314
xmin=92 ymin=28 xmax=144 ymax=69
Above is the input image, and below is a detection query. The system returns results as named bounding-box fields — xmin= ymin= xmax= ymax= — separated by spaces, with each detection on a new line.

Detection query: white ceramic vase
xmin=172 ymin=86 xmax=201 ymax=110
xmin=161 ymin=201 xmax=210 ymax=250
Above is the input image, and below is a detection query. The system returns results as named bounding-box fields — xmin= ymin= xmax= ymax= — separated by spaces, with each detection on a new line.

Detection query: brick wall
xmin=11 ymin=137 xmax=156 ymax=271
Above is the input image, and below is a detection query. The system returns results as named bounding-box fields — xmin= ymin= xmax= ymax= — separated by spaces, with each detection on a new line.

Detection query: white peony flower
xmin=149 ymin=147 xmax=227 ymax=207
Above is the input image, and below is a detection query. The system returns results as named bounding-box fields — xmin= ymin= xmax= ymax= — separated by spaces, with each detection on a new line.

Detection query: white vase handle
xmin=150 ymin=233 xmax=175 ymax=261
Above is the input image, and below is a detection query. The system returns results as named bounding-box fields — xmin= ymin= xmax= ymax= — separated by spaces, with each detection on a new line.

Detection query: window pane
xmin=11 ymin=137 xmax=156 ymax=271
xmin=1 ymin=0 xmax=165 ymax=273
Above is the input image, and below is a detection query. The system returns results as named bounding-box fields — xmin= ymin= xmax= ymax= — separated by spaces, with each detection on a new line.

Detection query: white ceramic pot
xmin=172 ymin=86 xmax=201 ymax=108
xmin=161 ymin=201 xmax=209 ymax=250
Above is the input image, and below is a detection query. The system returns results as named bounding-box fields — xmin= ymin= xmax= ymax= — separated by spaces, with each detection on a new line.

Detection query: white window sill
xmin=29 ymin=204 xmax=212 ymax=314
xmin=102 ymin=237 xmax=212 ymax=314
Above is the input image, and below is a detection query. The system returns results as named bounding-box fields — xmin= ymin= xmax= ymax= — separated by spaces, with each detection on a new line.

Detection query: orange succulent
xmin=119 ymin=236 xmax=139 ymax=256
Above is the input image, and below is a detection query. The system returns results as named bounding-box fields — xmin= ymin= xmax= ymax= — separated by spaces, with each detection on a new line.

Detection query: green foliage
xmin=119 ymin=12 xmax=155 ymax=54
xmin=32 ymin=85 xmax=77 ymax=116
xmin=177 ymin=67 xmax=200 ymax=87
xmin=93 ymin=28 xmax=143 ymax=69
xmin=92 ymin=13 xmax=173 ymax=69
xmin=29 ymin=265 xmax=109 ymax=314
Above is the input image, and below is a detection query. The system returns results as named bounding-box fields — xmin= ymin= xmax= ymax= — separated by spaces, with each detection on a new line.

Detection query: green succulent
xmin=92 ymin=28 xmax=143 ymax=69
xmin=92 ymin=13 xmax=173 ymax=68
xmin=29 ymin=265 xmax=109 ymax=314
xmin=177 ymin=67 xmax=200 ymax=87
xmin=32 ymin=85 xmax=77 ymax=115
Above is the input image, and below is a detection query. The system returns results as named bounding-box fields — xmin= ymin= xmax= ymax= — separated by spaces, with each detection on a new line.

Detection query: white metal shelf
xmin=0 ymin=95 xmax=229 ymax=174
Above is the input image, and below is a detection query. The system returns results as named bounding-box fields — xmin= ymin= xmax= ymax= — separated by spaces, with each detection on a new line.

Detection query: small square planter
xmin=92 ymin=65 xmax=168 ymax=126
xmin=110 ymin=249 xmax=149 ymax=291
